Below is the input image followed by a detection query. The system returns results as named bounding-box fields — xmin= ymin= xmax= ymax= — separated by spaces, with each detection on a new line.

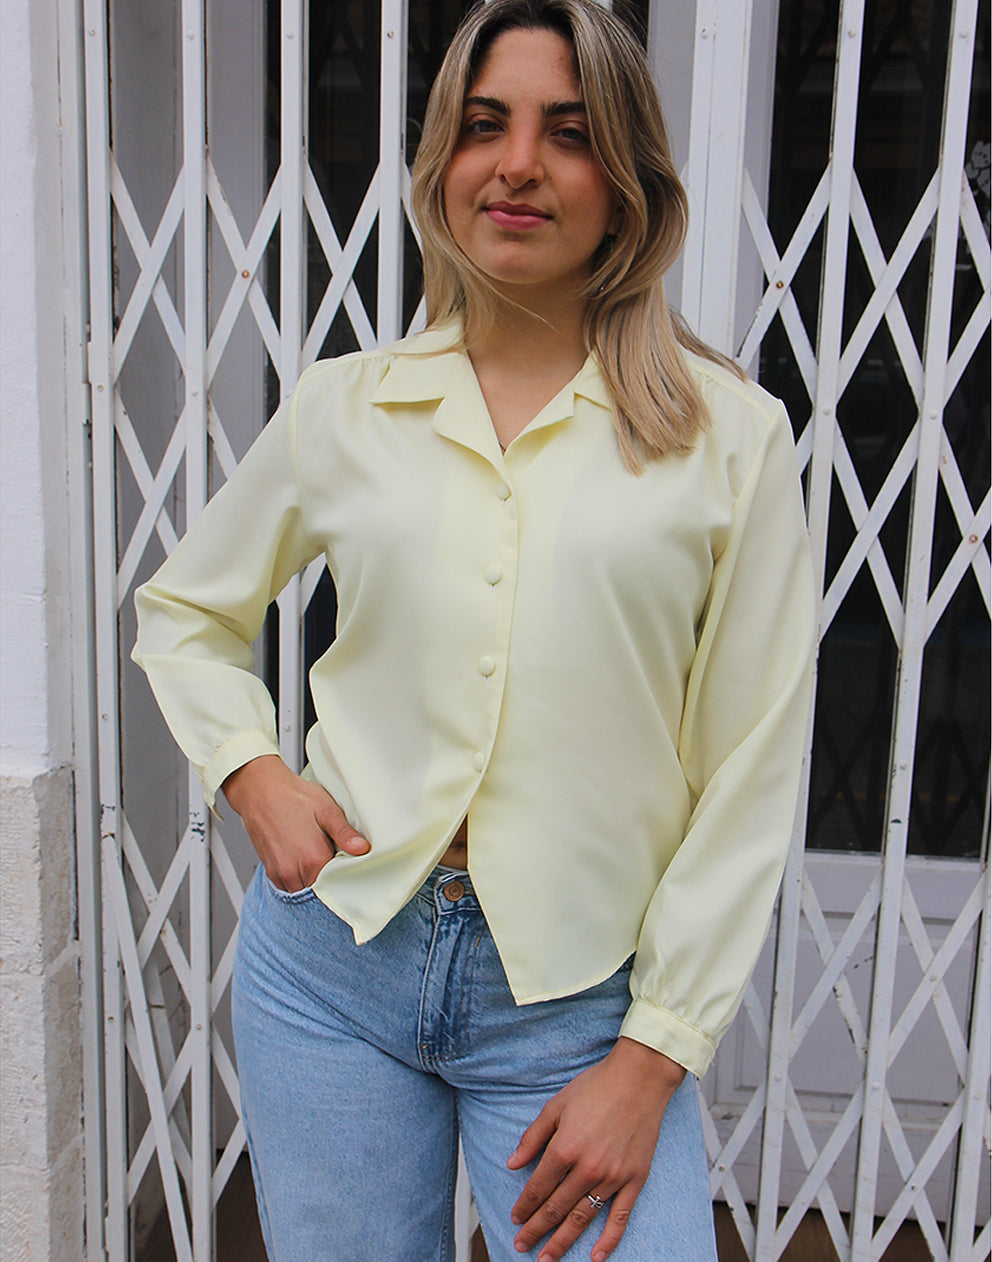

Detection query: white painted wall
xmin=0 ymin=0 xmax=85 ymax=1255
xmin=1 ymin=0 xmax=74 ymax=774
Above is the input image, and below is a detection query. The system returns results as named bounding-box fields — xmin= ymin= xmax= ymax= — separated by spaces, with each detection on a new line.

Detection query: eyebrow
xmin=463 ymin=95 xmax=587 ymax=119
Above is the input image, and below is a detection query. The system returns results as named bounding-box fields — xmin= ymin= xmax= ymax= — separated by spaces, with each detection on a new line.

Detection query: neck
xmin=459 ymin=291 xmax=593 ymax=452
xmin=465 ymin=290 xmax=589 ymax=377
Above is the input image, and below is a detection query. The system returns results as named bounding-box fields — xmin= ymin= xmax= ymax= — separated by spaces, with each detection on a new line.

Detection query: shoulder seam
xmin=299 ymin=346 xmax=393 ymax=379
xmin=686 ymin=353 xmax=782 ymax=426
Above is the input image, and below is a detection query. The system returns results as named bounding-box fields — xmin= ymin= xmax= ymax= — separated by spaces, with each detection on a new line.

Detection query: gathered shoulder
xmin=293 ymin=324 xmax=462 ymax=401
xmin=679 ymin=349 xmax=797 ymax=501
xmin=294 ymin=343 xmax=394 ymax=393
xmin=684 ymin=350 xmax=785 ymax=430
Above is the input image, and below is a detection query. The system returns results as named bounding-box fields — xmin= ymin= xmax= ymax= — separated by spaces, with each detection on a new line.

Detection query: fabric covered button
xmin=472 ymin=751 xmax=486 ymax=772
xmin=496 ymin=482 xmax=511 ymax=500
xmin=484 ymin=565 xmax=503 ymax=585
xmin=477 ymin=656 xmax=495 ymax=677
xmin=443 ymin=880 xmax=465 ymax=902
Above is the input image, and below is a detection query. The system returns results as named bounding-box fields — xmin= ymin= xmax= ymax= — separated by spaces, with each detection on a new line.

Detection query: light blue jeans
xmin=232 ymin=864 xmax=718 ymax=1262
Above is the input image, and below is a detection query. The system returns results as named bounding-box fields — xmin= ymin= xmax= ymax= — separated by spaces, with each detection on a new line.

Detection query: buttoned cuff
xmin=201 ymin=729 xmax=283 ymax=813
xmin=619 ymin=996 xmax=717 ymax=1079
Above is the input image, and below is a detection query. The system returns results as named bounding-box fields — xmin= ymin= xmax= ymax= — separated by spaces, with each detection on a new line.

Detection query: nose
xmin=494 ymin=124 xmax=544 ymax=189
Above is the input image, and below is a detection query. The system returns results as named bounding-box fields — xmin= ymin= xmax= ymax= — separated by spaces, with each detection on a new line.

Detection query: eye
xmin=553 ymin=125 xmax=590 ymax=146
xmin=464 ymin=116 xmax=502 ymax=137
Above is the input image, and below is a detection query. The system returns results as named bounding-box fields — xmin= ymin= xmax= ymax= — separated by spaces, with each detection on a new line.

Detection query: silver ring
xmin=585 ymin=1193 xmax=606 ymax=1212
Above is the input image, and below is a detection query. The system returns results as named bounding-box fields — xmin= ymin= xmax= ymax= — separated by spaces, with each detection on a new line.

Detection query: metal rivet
xmin=968 ymin=533 xmax=979 ymax=544
xmin=242 ymin=269 xmax=250 ymax=278
xmin=775 ymin=279 xmax=785 ymax=289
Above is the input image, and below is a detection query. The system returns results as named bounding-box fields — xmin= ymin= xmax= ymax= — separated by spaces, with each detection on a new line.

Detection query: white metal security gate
xmin=76 ymin=1 xmax=990 ymax=1260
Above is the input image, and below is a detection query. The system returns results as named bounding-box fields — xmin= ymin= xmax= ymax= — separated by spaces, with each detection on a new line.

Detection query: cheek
xmin=564 ymin=167 xmax=614 ymax=235
xmin=589 ymin=179 xmax=616 ymax=234
xmin=443 ymin=150 xmax=474 ymax=200
xmin=441 ymin=166 xmax=469 ymax=234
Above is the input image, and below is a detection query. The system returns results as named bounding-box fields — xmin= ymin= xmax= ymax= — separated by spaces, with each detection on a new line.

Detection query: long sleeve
xmin=132 ymin=386 xmax=321 ymax=808
xmin=619 ymin=402 xmax=817 ymax=1077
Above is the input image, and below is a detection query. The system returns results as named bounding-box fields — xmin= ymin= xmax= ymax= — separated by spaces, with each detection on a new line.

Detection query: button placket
xmin=469 ymin=467 xmax=516 ymax=779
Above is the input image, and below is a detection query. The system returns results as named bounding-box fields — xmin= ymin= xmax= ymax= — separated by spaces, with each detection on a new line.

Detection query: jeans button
xmin=443 ymin=880 xmax=465 ymax=902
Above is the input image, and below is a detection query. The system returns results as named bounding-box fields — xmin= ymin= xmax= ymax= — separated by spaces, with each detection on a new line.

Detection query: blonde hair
xmin=410 ymin=0 xmax=744 ymax=472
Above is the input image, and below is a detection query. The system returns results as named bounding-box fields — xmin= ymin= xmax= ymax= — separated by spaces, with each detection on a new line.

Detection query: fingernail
xmin=514 ymin=1242 xmax=528 ymax=1253
xmin=511 ymin=1213 xmax=523 ymax=1225
xmin=593 ymin=1253 xmax=607 ymax=1262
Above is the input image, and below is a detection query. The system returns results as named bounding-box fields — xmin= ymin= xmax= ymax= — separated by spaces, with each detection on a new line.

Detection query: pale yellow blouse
xmin=133 ymin=322 xmax=816 ymax=1077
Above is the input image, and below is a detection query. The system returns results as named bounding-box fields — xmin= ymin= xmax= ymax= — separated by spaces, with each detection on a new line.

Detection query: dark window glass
xmin=762 ymin=0 xmax=990 ymax=857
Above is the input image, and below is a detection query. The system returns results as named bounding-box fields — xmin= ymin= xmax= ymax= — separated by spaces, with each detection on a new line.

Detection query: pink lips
xmin=485 ymin=201 xmax=551 ymax=230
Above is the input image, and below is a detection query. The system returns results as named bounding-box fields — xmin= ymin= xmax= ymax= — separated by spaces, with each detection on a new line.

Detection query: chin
xmin=475 ymin=259 xmax=556 ymax=289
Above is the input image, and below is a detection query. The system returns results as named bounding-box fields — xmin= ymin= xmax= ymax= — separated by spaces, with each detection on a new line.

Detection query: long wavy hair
xmin=410 ymin=0 xmax=744 ymax=471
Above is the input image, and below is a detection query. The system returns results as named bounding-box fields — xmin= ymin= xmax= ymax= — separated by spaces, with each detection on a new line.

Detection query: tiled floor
xmin=140 ymin=1156 xmax=938 ymax=1261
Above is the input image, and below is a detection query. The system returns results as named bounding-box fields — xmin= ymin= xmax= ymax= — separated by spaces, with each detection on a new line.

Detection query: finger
xmin=315 ymin=795 xmax=370 ymax=855
xmin=512 ymin=1167 xmax=597 ymax=1253
xmin=589 ymin=1184 xmax=639 ymax=1262
xmin=532 ymin=1187 xmax=616 ymax=1262
xmin=267 ymin=866 xmax=315 ymax=893
xmin=507 ymin=1105 xmax=557 ymax=1172
xmin=510 ymin=1135 xmax=568 ymax=1225
xmin=266 ymin=838 xmax=334 ymax=891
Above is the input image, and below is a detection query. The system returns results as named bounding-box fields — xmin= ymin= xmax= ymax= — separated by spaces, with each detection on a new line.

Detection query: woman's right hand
xmin=222 ymin=755 xmax=371 ymax=892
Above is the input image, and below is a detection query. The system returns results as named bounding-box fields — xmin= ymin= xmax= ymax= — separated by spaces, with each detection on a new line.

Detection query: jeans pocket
xmin=262 ymin=872 xmax=318 ymax=904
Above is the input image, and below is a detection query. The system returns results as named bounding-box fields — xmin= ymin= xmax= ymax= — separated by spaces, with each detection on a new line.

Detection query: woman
xmin=133 ymin=2 xmax=816 ymax=1259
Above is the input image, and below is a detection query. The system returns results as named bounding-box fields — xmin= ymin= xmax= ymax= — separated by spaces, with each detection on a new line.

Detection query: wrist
xmin=613 ymin=1036 xmax=688 ymax=1090
xmin=222 ymin=754 xmax=289 ymax=816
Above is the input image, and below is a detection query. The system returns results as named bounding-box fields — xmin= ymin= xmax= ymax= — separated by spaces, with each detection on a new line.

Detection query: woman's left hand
xmin=506 ymin=1037 xmax=687 ymax=1261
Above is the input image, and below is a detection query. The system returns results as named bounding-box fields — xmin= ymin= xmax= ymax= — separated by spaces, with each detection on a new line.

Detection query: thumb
xmin=316 ymin=793 xmax=371 ymax=856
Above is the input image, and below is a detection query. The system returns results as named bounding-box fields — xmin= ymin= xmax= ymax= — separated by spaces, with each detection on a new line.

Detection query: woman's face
xmin=442 ymin=27 xmax=617 ymax=309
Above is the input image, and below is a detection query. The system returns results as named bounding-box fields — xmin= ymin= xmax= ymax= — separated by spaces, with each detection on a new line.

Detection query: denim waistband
xmin=415 ymin=864 xmax=478 ymax=913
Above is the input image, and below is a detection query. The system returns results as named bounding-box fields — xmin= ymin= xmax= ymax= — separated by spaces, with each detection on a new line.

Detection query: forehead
xmin=468 ymin=26 xmax=581 ymax=96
